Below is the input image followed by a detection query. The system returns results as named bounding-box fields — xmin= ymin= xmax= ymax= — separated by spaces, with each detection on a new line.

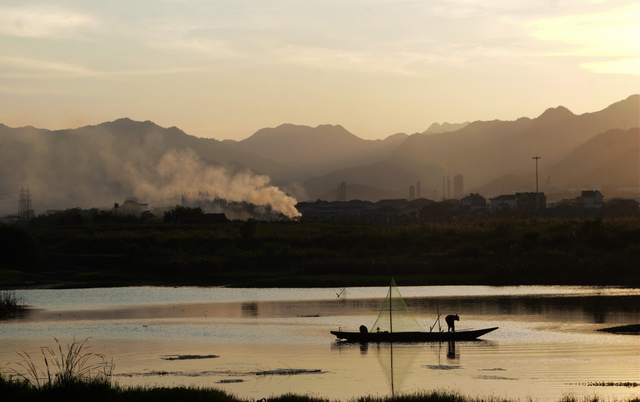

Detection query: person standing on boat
xmin=445 ymin=314 xmax=459 ymax=332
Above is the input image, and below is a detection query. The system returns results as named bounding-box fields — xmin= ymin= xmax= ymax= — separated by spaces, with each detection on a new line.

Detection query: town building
xmin=459 ymin=193 xmax=487 ymax=212
xmin=515 ymin=192 xmax=546 ymax=211
xmin=489 ymin=194 xmax=517 ymax=211
xmin=577 ymin=190 xmax=604 ymax=209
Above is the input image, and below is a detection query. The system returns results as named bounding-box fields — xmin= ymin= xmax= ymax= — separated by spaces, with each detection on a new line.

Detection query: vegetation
xmin=2 ymin=373 xmax=639 ymax=402
xmin=0 ymin=216 xmax=638 ymax=288
xmin=163 ymin=205 xmax=204 ymax=223
xmin=0 ymin=291 xmax=25 ymax=318
xmin=7 ymin=338 xmax=114 ymax=388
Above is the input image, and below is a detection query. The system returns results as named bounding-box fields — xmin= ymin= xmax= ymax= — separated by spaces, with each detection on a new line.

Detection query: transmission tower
xmin=18 ymin=185 xmax=33 ymax=222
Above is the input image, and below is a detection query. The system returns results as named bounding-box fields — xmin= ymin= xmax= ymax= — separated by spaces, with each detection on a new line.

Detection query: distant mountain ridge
xmin=0 ymin=95 xmax=638 ymax=216
xmin=387 ymin=95 xmax=639 ymax=191
xmin=477 ymin=127 xmax=639 ymax=196
xmin=423 ymin=121 xmax=470 ymax=134
xmin=0 ymin=118 xmax=304 ymax=215
xmin=223 ymin=124 xmax=408 ymax=176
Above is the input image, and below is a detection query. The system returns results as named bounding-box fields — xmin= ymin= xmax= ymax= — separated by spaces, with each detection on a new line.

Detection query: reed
xmin=8 ymin=337 xmax=114 ymax=389
xmin=1 ymin=372 xmax=639 ymax=402
xmin=0 ymin=291 xmax=24 ymax=317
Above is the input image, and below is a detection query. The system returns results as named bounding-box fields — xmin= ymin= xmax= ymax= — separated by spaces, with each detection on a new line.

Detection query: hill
xmin=386 ymin=95 xmax=639 ymax=191
xmin=302 ymin=160 xmax=427 ymax=201
xmin=423 ymin=121 xmax=470 ymax=134
xmin=1 ymin=96 xmax=637 ymax=215
xmin=0 ymin=119 xmax=303 ymax=217
xmin=224 ymin=124 xmax=408 ymax=176
xmin=477 ymin=127 xmax=640 ymax=197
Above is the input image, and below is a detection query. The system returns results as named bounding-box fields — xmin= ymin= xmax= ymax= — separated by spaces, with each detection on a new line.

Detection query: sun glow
xmin=525 ymin=3 xmax=640 ymax=75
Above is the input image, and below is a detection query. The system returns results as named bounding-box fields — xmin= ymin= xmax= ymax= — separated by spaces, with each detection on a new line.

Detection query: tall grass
xmin=0 ymin=291 xmax=24 ymax=317
xmin=2 ymin=376 xmax=638 ymax=402
xmin=8 ymin=337 xmax=114 ymax=389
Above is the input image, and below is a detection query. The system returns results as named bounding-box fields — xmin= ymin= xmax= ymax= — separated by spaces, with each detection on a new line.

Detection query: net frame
xmin=370 ymin=278 xmax=425 ymax=333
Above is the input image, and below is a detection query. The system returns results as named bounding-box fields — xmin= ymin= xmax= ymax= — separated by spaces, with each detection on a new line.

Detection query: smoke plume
xmin=0 ymin=120 xmax=301 ymax=218
xmin=140 ymin=149 xmax=301 ymax=218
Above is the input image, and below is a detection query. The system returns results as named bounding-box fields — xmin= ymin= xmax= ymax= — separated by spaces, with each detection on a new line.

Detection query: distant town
xmin=296 ymin=179 xmax=640 ymax=222
xmin=4 ymin=178 xmax=639 ymax=226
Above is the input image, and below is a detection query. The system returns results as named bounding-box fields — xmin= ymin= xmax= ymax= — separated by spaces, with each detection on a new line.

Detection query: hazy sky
xmin=1 ymin=0 xmax=638 ymax=140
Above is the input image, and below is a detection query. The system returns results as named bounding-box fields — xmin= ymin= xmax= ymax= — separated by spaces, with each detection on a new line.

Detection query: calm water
xmin=1 ymin=286 xmax=638 ymax=401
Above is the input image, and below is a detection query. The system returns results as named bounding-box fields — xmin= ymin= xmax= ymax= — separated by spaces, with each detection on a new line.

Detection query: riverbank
xmin=2 ymin=218 xmax=639 ymax=289
xmin=1 ymin=377 xmax=638 ymax=402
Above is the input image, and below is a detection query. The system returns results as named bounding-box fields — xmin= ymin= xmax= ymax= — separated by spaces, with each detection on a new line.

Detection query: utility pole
xmin=532 ymin=156 xmax=541 ymax=209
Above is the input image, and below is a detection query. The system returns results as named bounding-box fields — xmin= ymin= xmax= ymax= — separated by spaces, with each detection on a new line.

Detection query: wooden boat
xmin=330 ymin=278 xmax=498 ymax=343
xmin=330 ymin=326 xmax=498 ymax=342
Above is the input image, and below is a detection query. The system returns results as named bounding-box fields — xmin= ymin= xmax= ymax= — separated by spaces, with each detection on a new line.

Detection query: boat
xmin=330 ymin=278 xmax=498 ymax=342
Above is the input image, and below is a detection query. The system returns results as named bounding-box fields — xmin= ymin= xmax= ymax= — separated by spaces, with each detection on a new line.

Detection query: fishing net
xmin=370 ymin=278 xmax=425 ymax=333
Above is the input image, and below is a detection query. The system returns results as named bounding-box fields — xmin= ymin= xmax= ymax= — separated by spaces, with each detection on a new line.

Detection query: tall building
xmin=337 ymin=182 xmax=347 ymax=202
xmin=409 ymin=185 xmax=415 ymax=201
xmin=454 ymin=175 xmax=464 ymax=197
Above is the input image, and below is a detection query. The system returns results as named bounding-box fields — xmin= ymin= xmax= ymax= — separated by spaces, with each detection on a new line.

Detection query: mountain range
xmin=0 ymin=95 xmax=638 ymax=216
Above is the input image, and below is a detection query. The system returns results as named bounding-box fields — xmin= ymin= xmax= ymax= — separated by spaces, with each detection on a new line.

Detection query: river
xmin=1 ymin=285 xmax=638 ymax=401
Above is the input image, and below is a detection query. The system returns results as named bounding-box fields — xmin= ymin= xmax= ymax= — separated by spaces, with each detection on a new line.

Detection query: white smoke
xmin=138 ymin=149 xmax=301 ymax=218
xmin=0 ymin=122 xmax=301 ymax=218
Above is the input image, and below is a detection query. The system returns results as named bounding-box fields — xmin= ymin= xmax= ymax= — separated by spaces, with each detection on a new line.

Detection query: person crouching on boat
xmin=445 ymin=314 xmax=459 ymax=332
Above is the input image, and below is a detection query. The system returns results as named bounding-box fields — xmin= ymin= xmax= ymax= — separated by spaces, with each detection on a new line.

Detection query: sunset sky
xmin=1 ymin=0 xmax=638 ymax=141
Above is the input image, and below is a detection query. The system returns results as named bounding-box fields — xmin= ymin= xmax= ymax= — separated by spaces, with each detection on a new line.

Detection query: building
xmin=453 ymin=175 xmax=464 ymax=197
xmin=460 ymin=193 xmax=487 ymax=212
xmin=515 ymin=192 xmax=546 ymax=211
xmin=337 ymin=182 xmax=347 ymax=202
xmin=577 ymin=190 xmax=604 ymax=209
xmin=117 ymin=197 xmax=149 ymax=218
xmin=489 ymin=194 xmax=517 ymax=211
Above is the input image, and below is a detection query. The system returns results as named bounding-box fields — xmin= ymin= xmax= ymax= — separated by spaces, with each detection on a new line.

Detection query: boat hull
xmin=330 ymin=327 xmax=499 ymax=342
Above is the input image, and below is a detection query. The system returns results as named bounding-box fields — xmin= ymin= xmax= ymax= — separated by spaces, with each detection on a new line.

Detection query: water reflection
xmin=7 ymin=294 xmax=639 ymax=327
xmin=241 ymin=302 xmax=258 ymax=317
xmin=2 ymin=286 xmax=639 ymax=401
xmin=447 ymin=341 xmax=458 ymax=359
xmin=330 ymin=340 xmax=476 ymax=396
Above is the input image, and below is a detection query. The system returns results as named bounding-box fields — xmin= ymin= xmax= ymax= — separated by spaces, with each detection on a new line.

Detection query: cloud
xmin=0 ymin=55 xmax=94 ymax=76
xmin=0 ymin=5 xmax=97 ymax=38
xmin=581 ymin=57 xmax=640 ymax=76
xmin=524 ymin=3 xmax=640 ymax=74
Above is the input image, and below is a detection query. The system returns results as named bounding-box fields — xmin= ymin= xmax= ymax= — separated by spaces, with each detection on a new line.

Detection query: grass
xmin=2 ymin=377 xmax=639 ymax=402
xmin=6 ymin=337 xmax=114 ymax=389
xmin=0 ymin=291 xmax=25 ymax=318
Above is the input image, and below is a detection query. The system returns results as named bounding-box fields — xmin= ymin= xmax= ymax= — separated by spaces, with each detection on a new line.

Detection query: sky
xmin=1 ymin=0 xmax=638 ymax=141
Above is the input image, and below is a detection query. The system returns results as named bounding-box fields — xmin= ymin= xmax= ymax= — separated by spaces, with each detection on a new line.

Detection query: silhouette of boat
xmin=331 ymin=278 xmax=498 ymax=343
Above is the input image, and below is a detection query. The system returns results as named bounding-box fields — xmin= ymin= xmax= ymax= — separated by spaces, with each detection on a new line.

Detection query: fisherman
xmin=445 ymin=314 xmax=459 ymax=332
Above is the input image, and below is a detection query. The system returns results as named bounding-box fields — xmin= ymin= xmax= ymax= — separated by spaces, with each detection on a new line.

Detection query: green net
xmin=370 ymin=278 xmax=425 ymax=333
